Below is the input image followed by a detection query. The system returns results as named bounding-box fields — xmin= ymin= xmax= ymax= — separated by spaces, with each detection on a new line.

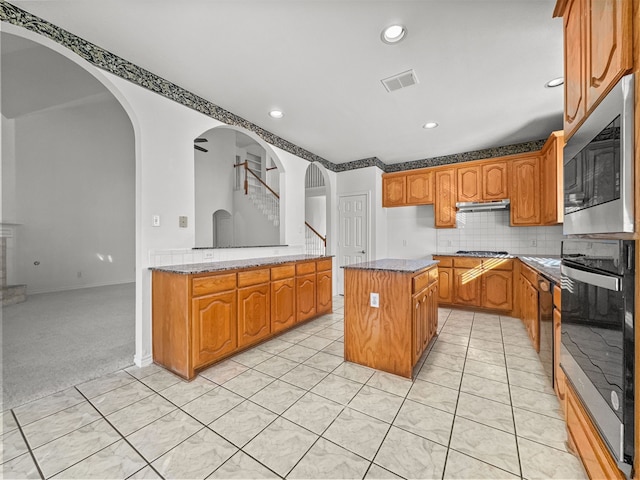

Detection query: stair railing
xmin=234 ymin=160 xmax=326 ymax=253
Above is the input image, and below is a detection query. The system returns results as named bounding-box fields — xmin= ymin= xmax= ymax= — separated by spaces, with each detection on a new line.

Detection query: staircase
xmin=247 ymin=182 xmax=279 ymax=227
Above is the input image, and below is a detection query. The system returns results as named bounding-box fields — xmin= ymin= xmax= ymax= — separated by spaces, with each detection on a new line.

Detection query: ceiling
xmin=7 ymin=0 xmax=564 ymax=165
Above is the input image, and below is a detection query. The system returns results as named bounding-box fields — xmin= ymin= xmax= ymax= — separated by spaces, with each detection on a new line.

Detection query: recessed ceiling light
xmin=423 ymin=122 xmax=439 ymax=129
xmin=269 ymin=110 xmax=284 ymax=119
xmin=381 ymin=24 xmax=407 ymax=44
xmin=545 ymin=77 xmax=564 ymax=88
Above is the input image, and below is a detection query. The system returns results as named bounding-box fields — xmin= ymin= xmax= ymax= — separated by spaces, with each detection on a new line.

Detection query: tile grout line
xmin=10 ymin=409 xmax=46 ymax=480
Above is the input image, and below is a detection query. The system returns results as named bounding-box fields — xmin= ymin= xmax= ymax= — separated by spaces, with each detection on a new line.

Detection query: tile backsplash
xmin=435 ymin=210 xmax=564 ymax=256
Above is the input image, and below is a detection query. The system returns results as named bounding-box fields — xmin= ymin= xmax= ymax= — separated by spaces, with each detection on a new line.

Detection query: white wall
xmin=11 ymin=95 xmax=135 ymax=294
xmin=386 ymin=205 xmax=438 ymax=259
xmin=194 ymin=128 xmax=235 ymax=247
xmin=305 ymin=194 xmax=326 ymax=237
xmin=1 ymin=115 xmax=18 ymax=284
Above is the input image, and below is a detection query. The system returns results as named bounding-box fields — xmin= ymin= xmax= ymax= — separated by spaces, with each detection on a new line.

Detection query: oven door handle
xmin=561 ymin=265 xmax=621 ymax=291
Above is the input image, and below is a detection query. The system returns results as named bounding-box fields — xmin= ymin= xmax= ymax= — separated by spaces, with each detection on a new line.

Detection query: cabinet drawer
xmin=483 ymin=258 xmax=513 ymax=271
xmin=237 ymin=269 xmax=270 ymax=287
xmin=413 ymin=271 xmax=430 ymax=293
xmin=271 ymin=264 xmax=295 ymax=281
xmin=453 ymin=257 xmax=482 ymax=269
xmin=428 ymin=268 xmax=438 ymax=284
xmin=296 ymin=262 xmax=316 ymax=275
xmin=433 ymin=256 xmax=453 ymax=267
xmin=520 ymin=262 xmax=538 ymax=285
xmin=316 ymin=258 xmax=332 ymax=272
xmin=553 ymin=284 xmax=561 ymax=309
xmin=192 ymin=273 xmax=236 ymax=296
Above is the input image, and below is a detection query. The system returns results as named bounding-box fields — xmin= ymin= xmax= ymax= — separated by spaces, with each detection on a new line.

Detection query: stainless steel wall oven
xmin=561 ymin=239 xmax=635 ymax=474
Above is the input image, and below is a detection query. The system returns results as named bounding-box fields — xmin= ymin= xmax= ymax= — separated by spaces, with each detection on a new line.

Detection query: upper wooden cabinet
xmin=510 ymin=155 xmax=542 ymax=226
xmin=382 ymin=175 xmax=406 ymax=207
xmin=457 ymin=166 xmax=481 ymax=202
xmin=541 ymin=131 xmax=565 ymax=225
xmin=482 ymin=162 xmax=509 ymax=200
xmin=434 ymin=169 xmax=457 ymax=228
xmin=555 ymin=0 xmax=632 ymax=140
xmin=406 ymin=170 xmax=434 ymax=204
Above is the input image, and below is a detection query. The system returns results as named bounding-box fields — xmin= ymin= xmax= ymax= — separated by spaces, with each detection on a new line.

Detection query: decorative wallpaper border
xmin=0 ymin=1 xmax=546 ymax=174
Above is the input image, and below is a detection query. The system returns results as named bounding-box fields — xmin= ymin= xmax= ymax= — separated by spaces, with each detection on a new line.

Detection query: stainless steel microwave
xmin=563 ymin=74 xmax=635 ymax=236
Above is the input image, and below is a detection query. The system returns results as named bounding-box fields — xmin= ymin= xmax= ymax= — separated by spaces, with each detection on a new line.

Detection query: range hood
xmin=456 ymin=199 xmax=510 ymax=212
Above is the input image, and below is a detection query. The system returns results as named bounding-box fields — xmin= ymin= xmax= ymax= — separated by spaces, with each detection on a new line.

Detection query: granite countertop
xmin=151 ymin=254 xmax=332 ymax=275
xmin=433 ymin=252 xmax=561 ymax=284
xmin=342 ymin=258 xmax=438 ymax=273
xmin=192 ymin=245 xmax=288 ymax=250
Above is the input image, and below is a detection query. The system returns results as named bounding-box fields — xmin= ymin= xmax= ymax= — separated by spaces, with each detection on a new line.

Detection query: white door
xmin=337 ymin=194 xmax=369 ymax=294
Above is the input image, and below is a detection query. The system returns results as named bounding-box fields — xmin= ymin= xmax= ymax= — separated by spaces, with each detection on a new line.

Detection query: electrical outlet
xmin=152 ymin=215 xmax=160 ymax=227
xmin=370 ymin=293 xmax=380 ymax=308
xmin=530 ymin=239 xmax=537 ymax=247
xmin=403 ymin=239 xmax=407 ymax=247
xmin=203 ymin=251 xmax=214 ymax=260
xmin=179 ymin=216 xmax=188 ymax=228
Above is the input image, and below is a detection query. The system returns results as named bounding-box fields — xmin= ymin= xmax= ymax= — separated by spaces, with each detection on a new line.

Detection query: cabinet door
xmin=316 ymin=270 xmax=333 ymax=315
xmin=412 ymin=292 xmax=424 ymax=364
xmin=271 ymin=278 xmax=296 ymax=334
xmin=524 ymin=280 xmax=540 ymax=352
xmin=406 ymin=171 xmax=433 ymax=205
xmin=482 ymin=162 xmax=508 ymax=200
xmin=238 ymin=283 xmax=271 ymax=348
xmin=511 ymin=156 xmax=542 ymax=226
xmin=541 ymin=135 xmax=562 ymax=225
xmin=382 ymin=175 xmax=407 ymax=207
xmin=296 ymin=273 xmax=317 ymax=322
xmin=586 ymin=0 xmax=632 ymax=112
xmin=437 ymin=267 xmax=453 ymax=304
xmin=453 ymin=268 xmax=481 ymax=306
xmin=563 ymin=0 xmax=586 ymax=139
xmin=192 ymin=291 xmax=237 ymax=368
xmin=434 ymin=169 xmax=457 ymax=228
xmin=457 ymin=166 xmax=481 ymax=202
xmin=482 ymin=270 xmax=513 ymax=311
xmin=553 ymin=307 xmax=566 ymax=405
xmin=424 ymin=286 xmax=437 ymax=348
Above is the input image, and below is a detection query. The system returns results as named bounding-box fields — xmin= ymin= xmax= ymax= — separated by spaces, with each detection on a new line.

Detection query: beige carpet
xmin=2 ymin=283 xmax=135 ymax=410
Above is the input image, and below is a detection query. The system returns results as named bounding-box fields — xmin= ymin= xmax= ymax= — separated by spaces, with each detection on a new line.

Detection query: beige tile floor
xmin=1 ymin=297 xmax=588 ymax=479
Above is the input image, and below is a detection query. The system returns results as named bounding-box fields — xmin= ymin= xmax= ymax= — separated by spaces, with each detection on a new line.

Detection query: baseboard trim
xmin=134 ymin=353 xmax=153 ymax=368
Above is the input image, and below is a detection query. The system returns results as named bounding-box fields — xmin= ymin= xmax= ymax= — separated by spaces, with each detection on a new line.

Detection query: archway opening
xmin=304 ymin=163 xmax=328 ymax=255
xmin=1 ymin=32 xmax=136 ymax=409
xmin=194 ymin=126 xmax=285 ymax=248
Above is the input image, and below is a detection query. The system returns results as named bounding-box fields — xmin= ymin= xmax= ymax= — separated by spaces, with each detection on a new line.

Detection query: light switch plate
xmin=179 ymin=216 xmax=188 ymax=228
xmin=152 ymin=215 xmax=160 ymax=227
xmin=370 ymin=293 xmax=379 ymax=308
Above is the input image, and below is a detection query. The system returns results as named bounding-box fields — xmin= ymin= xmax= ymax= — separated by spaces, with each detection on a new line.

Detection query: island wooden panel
xmin=152 ymin=257 xmax=332 ymax=379
xmin=344 ymin=264 xmax=438 ymax=379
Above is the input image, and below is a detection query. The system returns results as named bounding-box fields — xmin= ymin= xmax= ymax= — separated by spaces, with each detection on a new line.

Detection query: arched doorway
xmin=1 ymin=31 xmax=137 ymax=408
xmin=212 ymin=209 xmax=233 ymax=247
xmin=194 ymin=126 xmax=286 ymax=248
xmin=304 ymin=163 xmax=328 ymax=255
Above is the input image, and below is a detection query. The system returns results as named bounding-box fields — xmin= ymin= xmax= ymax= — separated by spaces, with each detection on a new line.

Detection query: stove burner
xmin=456 ymin=250 xmax=509 ymax=256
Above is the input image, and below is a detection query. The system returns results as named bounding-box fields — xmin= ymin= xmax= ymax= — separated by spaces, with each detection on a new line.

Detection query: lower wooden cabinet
xmin=192 ymin=291 xmax=237 ymax=369
xmin=553 ymin=307 xmax=566 ymax=411
xmin=152 ymin=257 xmax=332 ymax=379
xmin=453 ymin=267 xmax=482 ymax=306
xmin=483 ymin=270 xmax=513 ymax=311
xmin=271 ymin=278 xmax=296 ymax=333
xmin=297 ymin=273 xmax=317 ymax=322
xmin=316 ymin=268 xmax=333 ymax=315
xmin=412 ymin=281 xmax=438 ymax=365
xmin=437 ymin=267 xmax=453 ymax=304
xmin=237 ymin=283 xmax=270 ymax=348
xmin=566 ymin=381 xmax=625 ymax=480
xmin=519 ymin=272 xmax=540 ymax=352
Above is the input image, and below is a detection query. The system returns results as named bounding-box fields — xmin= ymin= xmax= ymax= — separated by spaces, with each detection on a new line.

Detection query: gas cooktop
xmin=455 ymin=250 xmax=510 ymax=256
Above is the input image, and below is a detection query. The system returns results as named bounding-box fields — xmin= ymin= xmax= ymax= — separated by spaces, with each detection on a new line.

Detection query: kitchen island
xmin=343 ymin=258 xmax=439 ymax=379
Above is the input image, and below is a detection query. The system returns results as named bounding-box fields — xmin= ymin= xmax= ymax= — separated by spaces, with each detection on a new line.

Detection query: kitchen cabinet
xmin=192 ymin=291 xmax=237 ymax=370
xmin=457 ymin=166 xmax=481 ymax=202
xmin=510 ymin=155 xmax=542 ymax=226
xmin=457 ymin=162 xmax=508 ymax=203
xmin=152 ymin=256 xmax=332 ymax=379
xmin=238 ymin=282 xmax=270 ymax=348
xmin=482 ymin=162 xmax=509 ymax=200
xmin=519 ymin=262 xmax=540 ymax=352
xmin=344 ymin=260 xmax=438 ymax=378
xmin=382 ymin=174 xmax=406 ymax=207
xmin=435 ymin=256 xmax=514 ymax=313
xmin=566 ymin=383 xmax=625 ymax=479
xmin=541 ymin=131 xmax=565 ymax=225
xmin=406 ymin=170 xmax=433 ymax=204
xmin=555 ymin=0 xmax=632 ymax=140
xmin=316 ymin=259 xmax=333 ymax=315
xmin=434 ymin=169 xmax=457 ymax=228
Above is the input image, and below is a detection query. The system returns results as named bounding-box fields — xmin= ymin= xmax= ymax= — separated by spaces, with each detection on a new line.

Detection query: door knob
xmin=359 ymin=250 xmax=366 ymax=254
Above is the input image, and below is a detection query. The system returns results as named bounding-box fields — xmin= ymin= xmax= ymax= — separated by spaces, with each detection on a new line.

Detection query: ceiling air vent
xmin=381 ymin=69 xmax=419 ymax=92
